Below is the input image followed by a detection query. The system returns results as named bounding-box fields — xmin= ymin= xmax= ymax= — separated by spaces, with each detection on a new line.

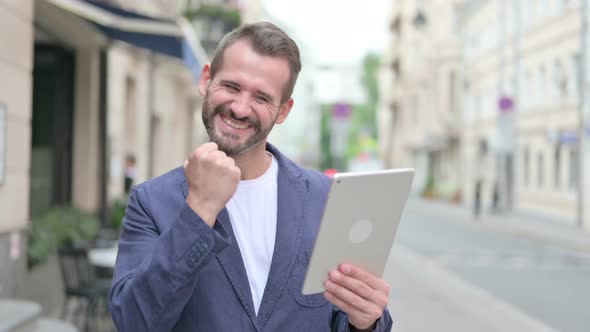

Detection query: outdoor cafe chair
xmin=57 ymin=246 xmax=112 ymax=332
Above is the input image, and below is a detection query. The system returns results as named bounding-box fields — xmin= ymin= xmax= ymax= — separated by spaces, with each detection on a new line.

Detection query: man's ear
xmin=275 ymin=98 xmax=294 ymax=124
xmin=198 ymin=64 xmax=212 ymax=96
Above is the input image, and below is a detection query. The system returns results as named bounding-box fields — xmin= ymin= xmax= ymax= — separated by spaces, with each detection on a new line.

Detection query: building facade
xmin=379 ymin=0 xmax=590 ymax=229
xmin=0 ymin=0 xmax=34 ymax=298
xmin=460 ymin=0 xmax=585 ymax=225
xmin=378 ymin=0 xmax=464 ymax=196
xmin=0 ymin=0 xmax=208 ymax=297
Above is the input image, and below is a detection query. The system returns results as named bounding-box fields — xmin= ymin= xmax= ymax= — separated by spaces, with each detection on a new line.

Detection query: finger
xmin=329 ymin=269 xmax=378 ymax=303
xmin=329 ymin=270 xmax=388 ymax=310
xmin=193 ymin=147 xmax=217 ymax=163
xmin=232 ymin=165 xmax=242 ymax=178
xmin=323 ymin=290 xmax=363 ymax=317
xmin=220 ymin=156 xmax=236 ymax=167
xmin=207 ymin=150 xmax=228 ymax=163
xmin=183 ymin=159 xmax=188 ymax=168
xmin=210 ymin=150 xmax=227 ymax=159
xmin=324 ymin=278 xmax=370 ymax=313
xmin=339 ymin=264 xmax=389 ymax=293
xmin=194 ymin=142 xmax=218 ymax=158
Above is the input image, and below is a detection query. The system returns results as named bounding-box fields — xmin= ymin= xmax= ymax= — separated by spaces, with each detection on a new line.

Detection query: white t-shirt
xmin=226 ymin=153 xmax=278 ymax=316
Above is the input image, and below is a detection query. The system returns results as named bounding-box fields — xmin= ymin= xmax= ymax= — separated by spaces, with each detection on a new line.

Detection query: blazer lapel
xmin=215 ymin=209 xmax=259 ymax=325
xmin=181 ymin=179 xmax=258 ymax=329
xmin=255 ymin=168 xmax=307 ymax=329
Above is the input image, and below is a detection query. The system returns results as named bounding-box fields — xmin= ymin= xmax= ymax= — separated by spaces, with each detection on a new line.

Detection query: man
xmin=108 ymin=22 xmax=393 ymax=332
xmin=124 ymin=154 xmax=136 ymax=194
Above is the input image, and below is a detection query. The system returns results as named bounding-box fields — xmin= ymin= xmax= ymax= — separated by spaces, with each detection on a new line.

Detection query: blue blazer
xmin=108 ymin=144 xmax=393 ymax=331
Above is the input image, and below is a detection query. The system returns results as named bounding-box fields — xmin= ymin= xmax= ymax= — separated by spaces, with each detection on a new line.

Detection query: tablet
xmin=302 ymin=168 xmax=414 ymax=294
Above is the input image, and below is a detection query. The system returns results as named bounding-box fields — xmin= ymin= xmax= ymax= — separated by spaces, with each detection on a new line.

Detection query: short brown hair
xmin=209 ymin=22 xmax=301 ymax=103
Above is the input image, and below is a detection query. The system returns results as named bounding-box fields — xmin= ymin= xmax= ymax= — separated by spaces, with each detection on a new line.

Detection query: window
xmin=538 ymin=152 xmax=545 ymax=188
xmin=125 ymin=77 xmax=137 ymax=153
xmin=506 ymin=11 xmax=515 ymax=37
xmin=566 ymin=0 xmax=581 ymax=9
xmin=523 ymin=147 xmax=530 ymax=187
xmin=449 ymin=71 xmax=456 ymax=114
xmin=412 ymin=95 xmax=419 ymax=124
xmin=524 ymin=70 xmax=532 ymax=109
xmin=475 ymin=93 xmax=483 ymax=121
xmin=569 ymin=147 xmax=579 ymax=190
xmin=528 ymin=0 xmax=537 ymax=25
xmin=554 ymin=144 xmax=561 ymax=189
xmin=539 ymin=0 xmax=549 ymax=18
xmin=391 ymin=103 xmax=400 ymax=129
xmin=556 ymin=0 xmax=565 ymax=13
xmin=530 ymin=70 xmax=538 ymax=107
xmin=539 ymin=65 xmax=547 ymax=105
xmin=484 ymin=91 xmax=494 ymax=118
xmin=552 ymin=60 xmax=566 ymax=105
xmin=570 ymin=54 xmax=580 ymax=101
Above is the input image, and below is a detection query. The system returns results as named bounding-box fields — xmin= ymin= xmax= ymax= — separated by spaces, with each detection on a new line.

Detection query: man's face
xmin=199 ymin=40 xmax=294 ymax=156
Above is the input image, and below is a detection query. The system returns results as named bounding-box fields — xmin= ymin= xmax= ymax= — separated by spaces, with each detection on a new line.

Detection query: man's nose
xmin=230 ymin=94 xmax=253 ymax=119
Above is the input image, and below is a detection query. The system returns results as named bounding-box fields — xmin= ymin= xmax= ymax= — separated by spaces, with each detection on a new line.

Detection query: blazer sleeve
xmin=331 ymin=308 xmax=393 ymax=332
xmin=107 ymin=183 xmax=231 ymax=332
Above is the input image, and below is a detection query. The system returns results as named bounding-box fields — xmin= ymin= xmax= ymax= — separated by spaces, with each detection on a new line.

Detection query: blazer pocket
xmin=291 ymin=250 xmax=328 ymax=307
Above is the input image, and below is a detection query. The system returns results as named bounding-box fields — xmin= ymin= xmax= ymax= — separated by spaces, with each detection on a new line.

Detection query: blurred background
xmin=1 ymin=0 xmax=590 ymax=331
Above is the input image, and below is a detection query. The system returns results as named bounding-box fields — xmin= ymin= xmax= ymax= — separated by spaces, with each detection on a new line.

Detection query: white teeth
xmin=221 ymin=116 xmax=249 ymax=129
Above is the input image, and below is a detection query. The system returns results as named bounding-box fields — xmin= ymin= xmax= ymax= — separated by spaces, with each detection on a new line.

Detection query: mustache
xmin=213 ymin=105 xmax=259 ymax=127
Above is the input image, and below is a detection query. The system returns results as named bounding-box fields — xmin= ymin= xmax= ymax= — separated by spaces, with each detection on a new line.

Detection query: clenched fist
xmin=184 ymin=142 xmax=241 ymax=227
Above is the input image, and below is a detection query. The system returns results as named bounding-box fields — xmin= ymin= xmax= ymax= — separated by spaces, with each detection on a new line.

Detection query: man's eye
xmin=255 ymin=96 xmax=270 ymax=104
xmin=224 ymin=85 xmax=239 ymax=92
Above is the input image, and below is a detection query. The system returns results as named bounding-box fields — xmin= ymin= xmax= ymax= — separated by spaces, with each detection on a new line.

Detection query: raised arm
xmin=108 ymin=142 xmax=240 ymax=331
xmin=107 ymin=184 xmax=231 ymax=332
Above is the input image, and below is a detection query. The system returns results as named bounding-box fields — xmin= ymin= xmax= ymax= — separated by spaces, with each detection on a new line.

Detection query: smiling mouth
xmin=220 ymin=114 xmax=251 ymax=130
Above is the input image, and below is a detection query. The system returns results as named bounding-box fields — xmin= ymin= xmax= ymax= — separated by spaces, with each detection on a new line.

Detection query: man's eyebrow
xmin=218 ymin=79 xmax=240 ymax=86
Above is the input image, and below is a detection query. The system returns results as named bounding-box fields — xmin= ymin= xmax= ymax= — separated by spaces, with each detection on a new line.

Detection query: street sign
xmin=332 ymin=103 xmax=351 ymax=119
xmin=560 ymin=131 xmax=578 ymax=145
xmin=330 ymin=103 xmax=352 ymax=164
xmin=498 ymin=96 xmax=514 ymax=113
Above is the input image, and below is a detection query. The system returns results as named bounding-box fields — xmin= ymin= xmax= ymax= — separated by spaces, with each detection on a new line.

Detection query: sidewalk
xmin=381 ymin=197 xmax=590 ymax=331
xmin=385 ymin=245 xmax=558 ymax=332
xmin=405 ymin=197 xmax=590 ymax=253
xmin=17 ymin=255 xmax=115 ymax=332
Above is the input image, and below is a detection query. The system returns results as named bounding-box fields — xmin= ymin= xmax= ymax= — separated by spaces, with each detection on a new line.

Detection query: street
xmin=385 ymin=198 xmax=590 ymax=332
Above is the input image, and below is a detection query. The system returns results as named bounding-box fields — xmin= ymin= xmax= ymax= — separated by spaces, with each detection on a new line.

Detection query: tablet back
xmin=302 ymin=168 xmax=414 ymax=294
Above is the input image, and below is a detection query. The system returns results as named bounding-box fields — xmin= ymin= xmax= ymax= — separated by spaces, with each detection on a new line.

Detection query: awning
xmin=46 ymin=0 xmax=208 ymax=81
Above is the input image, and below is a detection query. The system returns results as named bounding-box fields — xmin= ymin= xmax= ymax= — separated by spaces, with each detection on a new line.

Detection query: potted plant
xmin=28 ymin=206 xmax=100 ymax=268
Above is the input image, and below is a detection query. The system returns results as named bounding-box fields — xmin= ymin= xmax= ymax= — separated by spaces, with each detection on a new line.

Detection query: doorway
xmin=29 ymin=45 xmax=75 ymax=217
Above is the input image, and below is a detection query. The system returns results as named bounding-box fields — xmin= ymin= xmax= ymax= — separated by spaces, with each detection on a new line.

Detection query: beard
xmin=201 ymin=94 xmax=277 ymax=156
